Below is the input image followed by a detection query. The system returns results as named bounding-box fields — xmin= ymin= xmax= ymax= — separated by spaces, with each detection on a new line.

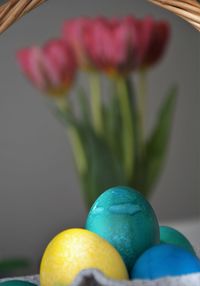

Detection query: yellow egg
xmin=40 ymin=228 xmax=128 ymax=286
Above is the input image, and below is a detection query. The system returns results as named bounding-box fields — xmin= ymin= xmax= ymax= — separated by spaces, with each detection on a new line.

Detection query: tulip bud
xmin=62 ymin=16 xmax=170 ymax=75
xmin=138 ymin=17 xmax=170 ymax=68
xmin=83 ymin=17 xmax=141 ymax=76
xmin=17 ymin=39 xmax=77 ymax=96
xmin=63 ymin=18 xmax=93 ymax=69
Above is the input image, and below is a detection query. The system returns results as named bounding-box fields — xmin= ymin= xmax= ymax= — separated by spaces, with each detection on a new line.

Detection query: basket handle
xmin=2 ymin=0 xmax=200 ymax=34
xmin=0 ymin=0 xmax=47 ymax=34
xmin=149 ymin=0 xmax=200 ymax=31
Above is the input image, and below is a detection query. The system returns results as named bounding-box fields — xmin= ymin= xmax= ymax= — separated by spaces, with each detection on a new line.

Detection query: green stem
xmin=67 ymin=127 xmax=88 ymax=176
xmin=68 ymin=126 xmax=94 ymax=209
xmin=55 ymin=96 xmax=68 ymax=112
xmin=55 ymin=97 xmax=88 ymax=175
xmin=138 ymin=69 xmax=147 ymax=149
xmin=136 ymin=69 xmax=148 ymax=195
xmin=89 ymin=72 xmax=104 ymax=136
xmin=106 ymin=78 xmax=119 ymax=157
xmin=116 ymin=76 xmax=135 ymax=181
xmin=79 ymin=175 xmax=94 ymax=210
xmin=55 ymin=97 xmax=91 ymax=208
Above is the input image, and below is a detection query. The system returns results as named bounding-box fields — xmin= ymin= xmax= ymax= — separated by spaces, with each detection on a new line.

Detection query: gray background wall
xmin=0 ymin=0 xmax=199 ymax=274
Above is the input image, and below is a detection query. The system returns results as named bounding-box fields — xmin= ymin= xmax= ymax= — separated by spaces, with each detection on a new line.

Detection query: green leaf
xmin=76 ymin=86 xmax=91 ymax=126
xmin=144 ymin=86 xmax=177 ymax=194
xmin=54 ymin=105 xmax=77 ymax=127
xmin=80 ymin=128 xmax=126 ymax=207
xmin=115 ymin=76 xmax=136 ymax=181
xmin=104 ymin=81 xmax=123 ymax=163
xmin=54 ymin=104 xmax=90 ymax=185
xmin=0 ymin=258 xmax=30 ymax=274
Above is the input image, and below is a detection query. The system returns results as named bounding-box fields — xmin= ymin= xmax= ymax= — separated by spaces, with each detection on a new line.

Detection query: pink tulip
xmin=63 ymin=17 xmax=93 ymax=69
xmin=138 ymin=17 xmax=170 ymax=68
xmin=63 ymin=16 xmax=170 ymax=74
xmin=63 ymin=17 xmax=141 ymax=75
xmin=83 ymin=17 xmax=141 ymax=75
xmin=122 ymin=16 xmax=151 ymax=65
xmin=17 ymin=39 xmax=77 ymax=96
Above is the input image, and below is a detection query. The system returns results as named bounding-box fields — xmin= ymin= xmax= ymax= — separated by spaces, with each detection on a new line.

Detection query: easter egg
xmin=85 ymin=186 xmax=159 ymax=272
xmin=131 ymin=244 xmax=200 ymax=280
xmin=40 ymin=228 xmax=128 ymax=286
xmin=160 ymin=226 xmax=195 ymax=254
xmin=0 ymin=282 xmax=36 ymax=286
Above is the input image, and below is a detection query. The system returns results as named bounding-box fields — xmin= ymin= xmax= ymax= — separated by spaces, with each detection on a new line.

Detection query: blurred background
xmin=0 ymin=0 xmax=199 ymax=275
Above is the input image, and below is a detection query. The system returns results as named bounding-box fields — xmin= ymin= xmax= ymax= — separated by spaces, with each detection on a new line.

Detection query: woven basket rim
xmin=149 ymin=0 xmax=200 ymax=31
xmin=1 ymin=0 xmax=199 ymax=34
xmin=0 ymin=0 xmax=46 ymax=34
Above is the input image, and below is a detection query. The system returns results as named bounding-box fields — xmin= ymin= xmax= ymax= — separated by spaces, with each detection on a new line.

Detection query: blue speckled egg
xmin=85 ymin=186 xmax=159 ymax=272
xmin=131 ymin=244 xmax=200 ymax=280
xmin=160 ymin=226 xmax=195 ymax=254
xmin=0 ymin=281 xmax=36 ymax=286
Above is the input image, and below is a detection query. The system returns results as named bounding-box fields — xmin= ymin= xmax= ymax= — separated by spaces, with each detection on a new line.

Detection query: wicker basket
xmin=0 ymin=0 xmax=46 ymax=34
xmin=149 ymin=0 xmax=200 ymax=31
xmin=1 ymin=0 xmax=199 ymax=34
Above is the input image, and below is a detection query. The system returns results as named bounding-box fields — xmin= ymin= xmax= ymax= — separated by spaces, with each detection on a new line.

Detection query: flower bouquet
xmin=17 ymin=16 xmax=177 ymax=209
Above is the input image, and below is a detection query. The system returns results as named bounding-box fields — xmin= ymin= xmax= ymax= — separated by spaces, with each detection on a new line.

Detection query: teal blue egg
xmin=160 ymin=226 xmax=195 ymax=254
xmin=0 ymin=281 xmax=37 ymax=286
xmin=131 ymin=244 xmax=200 ymax=280
xmin=85 ymin=186 xmax=159 ymax=272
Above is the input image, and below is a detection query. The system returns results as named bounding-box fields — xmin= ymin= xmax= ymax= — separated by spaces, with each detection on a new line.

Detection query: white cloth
xmin=1 ymin=271 xmax=200 ymax=286
xmin=67 ymin=243 xmax=200 ymax=285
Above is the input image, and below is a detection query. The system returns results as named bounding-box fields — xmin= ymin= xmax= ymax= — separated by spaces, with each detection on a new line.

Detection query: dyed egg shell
xmin=85 ymin=186 xmax=159 ymax=272
xmin=0 ymin=282 xmax=36 ymax=286
xmin=40 ymin=228 xmax=128 ymax=286
xmin=160 ymin=226 xmax=195 ymax=254
xmin=131 ymin=244 xmax=200 ymax=280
